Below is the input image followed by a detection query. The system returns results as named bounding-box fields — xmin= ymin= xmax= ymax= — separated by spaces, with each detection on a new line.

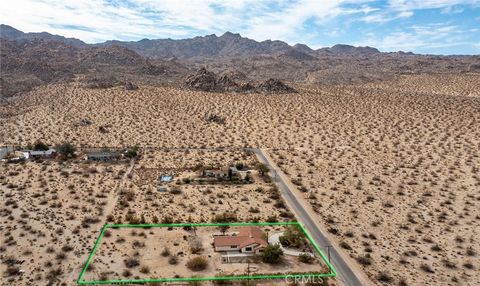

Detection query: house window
xmin=245 ymin=247 xmax=252 ymax=251
xmin=230 ymin=245 xmax=237 ymax=248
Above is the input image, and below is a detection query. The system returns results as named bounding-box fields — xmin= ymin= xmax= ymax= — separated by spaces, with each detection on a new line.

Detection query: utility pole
xmin=326 ymin=245 xmax=331 ymax=263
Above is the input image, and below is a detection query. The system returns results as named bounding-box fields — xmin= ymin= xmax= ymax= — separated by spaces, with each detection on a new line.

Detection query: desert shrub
xmin=86 ymin=263 xmax=95 ymax=271
xmin=46 ymin=267 xmax=63 ymax=281
xmin=33 ymin=141 xmax=49 ymax=151
xmin=442 ymin=259 xmax=456 ymax=269
xmin=420 ymin=263 xmax=435 ymax=273
xmin=212 ymin=212 xmax=237 ymax=233
xmin=258 ymin=163 xmax=269 ymax=176
xmin=274 ymin=200 xmax=286 ymax=209
xmin=266 ymin=215 xmax=278 ymax=222
xmin=161 ymin=216 xmax=174 ymax=224
xmin=298 ymin=253 xmax=314 ymax=264
xmin=139 ymin=266 xmax=150 ymax=274
xmin=124 ymin=257 xmax=140 ymax=268
xmin=190 ymin=238 xmax=203 ymax=254
xmin=186 ymin=256 xmax=208 ymax=271
xmin=169 ymin=256 xmax=178 ymax=265
xmin=5 ymin=266 xmax=20 ymax=276
xmin=340 ymin=241 xmax=352 ymax=250
xmin=466 ymin=247 xmax=476 ymax=256
xmin=377 ymin=271 xmax=393 ymax=282
xmin=56 ymin=142 xmax=76 ymax=158
xmin=124 ymin=146 xmax=139 ymax=158
xmin=356 ymin=254 xmax=372 ymax=266
xmin=122 ymin=269 xmax=132 ymax=277
xmin=170 ymin=186 xmax=182 ymax=194
xmin=261 ymin=244 xmax=283 ymax=264
xmin=463 ymin=261 xmax=474 ymax=269
xmin=161 ymin=247 xmax=170 ymax=257
xmin=279 ymin=226 xmax=307 ymax=249
xmin=61 ymin=245 xmax=73 ymax=252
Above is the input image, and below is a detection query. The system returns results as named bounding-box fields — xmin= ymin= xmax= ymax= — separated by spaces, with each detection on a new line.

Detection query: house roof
xmin=87 ymin=151 xmax=120 ymax=157
xmin=160 ymin=175 xmax=173 ymax=182
xmin=205 ymin=169 xmax=226 ymax=175
xmin=213 ymin=227 xmax=267 ymax=249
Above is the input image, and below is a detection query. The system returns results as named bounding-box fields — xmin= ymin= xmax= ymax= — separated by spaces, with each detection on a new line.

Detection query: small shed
xmin=160 ymin=175 xmax=174 ymax=183
xmin=0 ymin=147 xmax=15 ymax=160
xmin=158 ymin=186 xmax=168 ymax=192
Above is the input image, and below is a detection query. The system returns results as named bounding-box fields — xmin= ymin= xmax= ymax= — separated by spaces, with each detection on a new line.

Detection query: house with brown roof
xmin=213 ymin=227 xmax=268 ymax=255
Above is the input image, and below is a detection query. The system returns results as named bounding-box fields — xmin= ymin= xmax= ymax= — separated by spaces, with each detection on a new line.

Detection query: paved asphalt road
xmin=252 ymin=148 xmax=365 ymax=286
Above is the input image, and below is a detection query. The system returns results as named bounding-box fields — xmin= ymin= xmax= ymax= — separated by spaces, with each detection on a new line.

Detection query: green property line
xmin=77 ymin=221 xmax=337 ymax=284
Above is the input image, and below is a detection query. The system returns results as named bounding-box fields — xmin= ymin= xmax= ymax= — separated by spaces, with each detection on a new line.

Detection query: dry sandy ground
xmin=0 ymin=150 xmax=298 ymax=285
xmin=0 ymin=73 xmax=479 ymax=286
xmin=110 ymin=149 xmax=293 ymax=224
xmin=0 ymin=160 xmax=128 ymax=285
xmin=81 ymin=225 xmax=328 ymax=282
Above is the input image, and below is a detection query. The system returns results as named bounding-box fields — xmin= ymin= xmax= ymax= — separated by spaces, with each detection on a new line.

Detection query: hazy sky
xmin=1 ymin=0 xmax=480 ymax=54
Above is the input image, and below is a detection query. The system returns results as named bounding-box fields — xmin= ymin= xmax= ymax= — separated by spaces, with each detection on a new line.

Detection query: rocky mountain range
xmin=1 ymin=24 xmax=479 ymax=97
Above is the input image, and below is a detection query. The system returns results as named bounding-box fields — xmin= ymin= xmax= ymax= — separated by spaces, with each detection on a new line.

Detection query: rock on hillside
xmin=185 ymin=68 xmax=295 ymax=93
xmin=83 ymin=75 xmax=120 ymax=89
xmin=256 ymin=78 xmax=296 ymax=93
xmin=185 ymin=67 xmax=219 ymax=92
xmin=79 ymin=45 xmax=145 ymax=66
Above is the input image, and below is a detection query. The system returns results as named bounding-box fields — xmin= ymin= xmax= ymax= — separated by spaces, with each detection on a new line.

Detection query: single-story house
xmin=28 ymin=149 xmax=57 ymax=159
xmin=203 ymin=167 xmax=240 ymax=178
xmin=203 ymin=169 xmax=228 ymax=178
xmin=213 ymin=227 xmax=268 ymax=255
xmin=85 ymin=151 xmax=122 ymax=161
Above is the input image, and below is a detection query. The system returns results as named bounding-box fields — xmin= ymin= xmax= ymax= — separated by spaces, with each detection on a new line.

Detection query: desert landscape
xmin=1 ymin=18 xmax=480 ymax=286
xmin=80 ymin=224 xmax=329 ymax=282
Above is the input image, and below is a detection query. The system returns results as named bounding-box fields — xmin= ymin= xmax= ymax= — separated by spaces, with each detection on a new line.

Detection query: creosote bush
xmin=186 ymin=256 xmax=208 ymax=271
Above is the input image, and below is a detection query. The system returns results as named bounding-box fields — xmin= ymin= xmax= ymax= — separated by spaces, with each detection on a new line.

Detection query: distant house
xmin=203 ymin=169 xmax=228 ymax=178
xmin=0 ymin=147 xmax=15 ymax=160
xmin=28 ymin=149 xmax=57 ymax=159
xmin=229 ymin=166 xmax=238 ymax=176
xmin=213 ymin=227 xmax=268 ymax=255
xmin=203 ymin=166 xmax=240 ymax=179
xmin=85 ymin=151 xmax=122 ymax=161
xmin=3 ymin=151 xmax=29 ymax=162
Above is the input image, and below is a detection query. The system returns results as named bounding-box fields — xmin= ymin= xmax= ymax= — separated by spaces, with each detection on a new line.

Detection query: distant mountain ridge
xmin=97 ymin=31 xmax=383 ymax=59
xmin=0 ymin=24 xmax=87 ymax=48
xmin=0 ymin=24 xmax=381 ymax=59
xmin=1 ymin=24 xmax=479 ymax=98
